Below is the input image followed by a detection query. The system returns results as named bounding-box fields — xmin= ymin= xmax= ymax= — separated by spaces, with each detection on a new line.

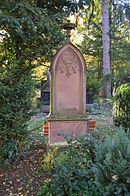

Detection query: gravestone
xmin=41 ymin=70 xmax=50 ymax=112
xmin=47 ymin=20 xmax=88 ymax=145
xmin=86 ymin=88 xmax=93 ymax=104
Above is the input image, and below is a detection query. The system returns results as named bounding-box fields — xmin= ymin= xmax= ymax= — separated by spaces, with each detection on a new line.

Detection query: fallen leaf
xmin=18 ymin=187 xmax=23 ymax=191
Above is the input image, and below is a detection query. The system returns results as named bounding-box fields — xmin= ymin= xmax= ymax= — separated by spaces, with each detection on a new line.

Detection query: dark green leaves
xmin=113 ymin=83 xmax=130 ymax=129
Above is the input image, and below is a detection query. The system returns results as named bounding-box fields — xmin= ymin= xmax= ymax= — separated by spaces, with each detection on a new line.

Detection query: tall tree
xmin=0 ymin=0 xmax=81 ymax=163
xmin=110 ymin=0 xmax=130 ymax=85
xmin=102 ymin=0 xmax=111 ymax=98
xmin=76 ymin=0 xmax=103 ymax=96
xmin=76 ymin=0 xmax=129 ymax=96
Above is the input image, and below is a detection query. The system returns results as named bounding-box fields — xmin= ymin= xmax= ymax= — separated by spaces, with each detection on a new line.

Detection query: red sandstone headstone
xmin=47 ymin=21 xmax=88 ymax=145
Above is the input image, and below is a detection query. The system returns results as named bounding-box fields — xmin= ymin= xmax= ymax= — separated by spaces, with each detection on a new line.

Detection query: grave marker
xmin=47 ymin=21 xmax=88 ymax=145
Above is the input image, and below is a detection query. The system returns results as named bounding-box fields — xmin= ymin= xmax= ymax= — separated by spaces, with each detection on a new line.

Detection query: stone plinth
xmin=48 ymin=117 xmax=88 ymax=145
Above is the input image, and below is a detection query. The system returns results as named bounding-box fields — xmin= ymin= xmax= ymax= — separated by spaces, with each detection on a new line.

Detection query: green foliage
xmin=39 ymin=127 xmax=130 ymax=196
xmin=110 ymin=0 xmax=130 ymax=86
xmin=0 ymin=50 xmax=35 ymax=164
xmin=39 ymin=133 xmax=99 ymax=196
xmin=78 ymin=0 xmax=130 ymax=92
xmin=43 ymin=147 xmax=58 ymax=172
xmin=0 ymin=0 xmax=85 ymax=165
xmin=0 ymin=0 xmax=65 ymax=63
xmin=113 ymin=84 xmax=130 ymax=129
xmin=36 ymin=97 xmax=43 ymax=108
xmin=94 ymin=98 xmax=113 ymax=109
xmin=94 ymin=127 xmax=130 ymax=195
xmin=86 ymin=73 xmax=102 ymax=96
xmin=0 ymin=0 xmax=84 ymax=64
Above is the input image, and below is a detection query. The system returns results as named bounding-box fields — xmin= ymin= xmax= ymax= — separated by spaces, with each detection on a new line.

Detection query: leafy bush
xmin=0 ymin=55 xmax=35 ymax=164
xmin=113 ymin=83 xmax=130 ymax=129
xmin=39 ymin=133 xmax=100 ymax=196
xmin=94 ymin=127 xmax=130 ymax=195
xmin=39 ymin=128 xmax=130 ymax=196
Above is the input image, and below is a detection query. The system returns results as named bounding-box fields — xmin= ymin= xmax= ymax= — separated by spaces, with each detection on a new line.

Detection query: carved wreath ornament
xmin=56 ymin=49 xmax=80 ymax=77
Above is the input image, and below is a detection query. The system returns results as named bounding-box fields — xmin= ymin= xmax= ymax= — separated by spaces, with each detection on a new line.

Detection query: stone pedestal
xmin=49 ymin=118 xmax=88 ymax=145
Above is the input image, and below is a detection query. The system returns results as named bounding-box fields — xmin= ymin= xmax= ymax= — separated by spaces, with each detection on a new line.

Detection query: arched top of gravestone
xmin=51 ymin=43 xmax=86 ymax=75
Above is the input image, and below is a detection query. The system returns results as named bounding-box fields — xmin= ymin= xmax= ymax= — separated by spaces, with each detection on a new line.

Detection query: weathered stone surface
xmin=49 ymin=121 xmax=88 ymax=144
xmin=50 ymin=43 xmax=86 ymax=116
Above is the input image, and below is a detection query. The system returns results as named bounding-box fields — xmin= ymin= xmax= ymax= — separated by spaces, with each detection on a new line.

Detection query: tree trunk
xmin=102 ymin=0 xmax=111 ymax=98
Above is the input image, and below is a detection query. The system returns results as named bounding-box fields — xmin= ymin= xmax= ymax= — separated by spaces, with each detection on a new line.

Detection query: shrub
xmin=0 ymin=56 xmax=35 ymax=164
xmin=39 ymin=133 xmax=100 ymax=196
xmin=39 ymin=128 xmax=130 ymax=196
xmin=113 ymin=83 xmax=130 ymax=129
xmin=94 ymin=127 xmax=130 ymax=195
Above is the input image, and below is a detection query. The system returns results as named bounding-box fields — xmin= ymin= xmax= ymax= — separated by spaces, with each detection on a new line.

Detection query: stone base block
xmin=49 ymin=120 xmax=88 ymax=145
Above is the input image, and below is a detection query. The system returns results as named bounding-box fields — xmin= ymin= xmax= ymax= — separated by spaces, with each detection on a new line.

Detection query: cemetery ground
xmin=0 ymin=101 xmax=114 ymax=195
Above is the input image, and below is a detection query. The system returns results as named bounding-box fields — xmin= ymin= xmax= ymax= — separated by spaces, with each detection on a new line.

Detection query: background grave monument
xmin=41 ymin=69 xmax=50 ymax=112
xmin=47 ymin=20 xmax=88 ymax=145
xmin=86 ymin=88 xmax=94 ymax=107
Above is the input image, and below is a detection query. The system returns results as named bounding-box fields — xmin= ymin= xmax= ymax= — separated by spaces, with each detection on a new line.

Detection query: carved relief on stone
xmin=56 ymin=48 xmax=80 ymax=77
